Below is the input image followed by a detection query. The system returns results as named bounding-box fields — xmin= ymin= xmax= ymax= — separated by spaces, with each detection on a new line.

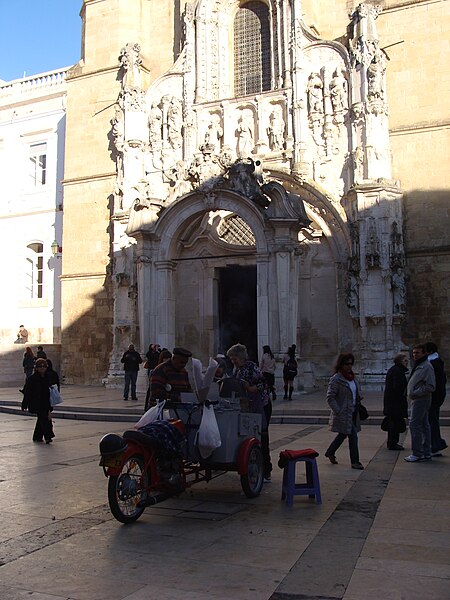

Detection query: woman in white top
xmin=260 ymin=345 xmax=276 ymax=402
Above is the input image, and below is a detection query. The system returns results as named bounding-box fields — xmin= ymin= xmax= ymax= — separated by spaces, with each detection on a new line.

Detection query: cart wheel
xmin=240 ymin=444 xmax=264 ymax=498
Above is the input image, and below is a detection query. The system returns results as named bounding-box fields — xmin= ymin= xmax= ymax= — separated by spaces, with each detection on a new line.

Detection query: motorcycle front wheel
xmin=108 ymin=454 xmax=149 ymax=523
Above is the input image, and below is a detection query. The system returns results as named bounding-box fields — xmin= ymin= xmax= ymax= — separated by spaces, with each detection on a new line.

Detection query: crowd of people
xmin=19 ymin=335 xmax=447 ymax=472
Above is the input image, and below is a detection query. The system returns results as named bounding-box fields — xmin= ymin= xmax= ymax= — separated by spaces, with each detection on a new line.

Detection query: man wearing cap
xmin=149 ymin=347 xmax=193 ymax=404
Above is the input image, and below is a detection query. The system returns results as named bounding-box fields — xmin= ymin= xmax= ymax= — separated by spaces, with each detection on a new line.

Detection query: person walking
xmin=21 ymin=358 xmax=55 ymax=443
xmin=22 ymin=347 xmax=35 ymax=379
xmin=260 ymin=345 xmax=276 ymax=402
xmin=425 ymin=342 xmax=448 ymax=456
xmin=46 ymin=359 xmax=60 ymax=391
xmin=227 ymin=343 xmax=272 ymax=481
xmin=404 ymin=344 xmax=436 ymax=462
xmin=325 ymin=352 xmax=365 ymax=469
xmin=283 ymin=344 xmax=298 ymax=400
xmin=382 ymin=353 xmax=409 ymax=450
xmin=121 ymin=344 xmax=142 ymax=401
xmin=36 ymin=345 xmax=47 ymax=359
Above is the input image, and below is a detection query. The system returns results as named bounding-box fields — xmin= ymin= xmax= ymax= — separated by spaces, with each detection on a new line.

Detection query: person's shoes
xmin=404 ymin=454 xmax=423 ymax=462
xmin=423 ymin=455 xmax=432 ymax=460
xmin=325 ymin=453 xmax=338 ymax=464
xmin=33 ymin=438 xmax=43 ymax=443
xmin=45 ymin=439 xmax=52 ymax=444
xmin=132 ymin=397 xmax=138 ymax=401
xmin=283 ymin=395 xmax=288 ymax=400
xmin=123 ymin=398 xmax=128 ymax=401
xmin=431 ymin=451 xmax=443 ymax=457
xmin=388 ymin=444 xmax=404 ymax=451
xmin=351 ymin=462 xmax=364 ymax=470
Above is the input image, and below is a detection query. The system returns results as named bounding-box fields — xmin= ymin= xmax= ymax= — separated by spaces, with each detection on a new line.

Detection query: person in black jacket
xmin=21 ymin=358 xmax=55 ymax=443
xmin=425 ymin=342 xmax=448 ymax=455
xmin=121 ymin=344 xmax=142 ymax=401
xmin=46 ymin=359 xmax=60 ymax=391
xmin=383 ymin=353 xmax=409 ymax=450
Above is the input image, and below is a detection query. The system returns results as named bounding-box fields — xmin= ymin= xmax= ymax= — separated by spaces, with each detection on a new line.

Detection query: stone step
xmin=2 ymin=400 xmax=449 ymax=426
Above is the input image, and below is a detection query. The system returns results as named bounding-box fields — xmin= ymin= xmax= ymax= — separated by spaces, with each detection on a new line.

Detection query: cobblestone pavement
xmin=0 ymin=389 xmax=449 ymax=599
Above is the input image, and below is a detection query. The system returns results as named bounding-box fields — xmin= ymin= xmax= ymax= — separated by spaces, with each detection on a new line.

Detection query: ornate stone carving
xmin=116 ymin=272 xmax=130 ymax=287
xmin=392 ymin=267 xmax=406 ymax=314
xmin=119 ymin=43 xmax=142 ymax=88
xmin=329 ymin=70 xmax=347 ymax=125
xmin=267 ymin=107 xmax=285 ymax=151
xmin=365 ymin=219 xmax=380 ymax=269
xmin=307 ymin=72 xmax=324 ymax=145
xmin=167 ymin=97 xmax=183 ymax=149
xmin=236 ymin=113 xmax=254 ymax=157
xmin=224 ymin=159 xmax=268 ymax=208
xmin=149 ymin=102 xmax=163 ymax=149
xmin=349 ymin=4 xmax=383 ymax=67
xmin=346 ymin=273 xmax=359 ymax=316
xmin=204 ymin=113 xmax=223 ymax=151
xmin=389 ymin=221 xmax=405 ymax=269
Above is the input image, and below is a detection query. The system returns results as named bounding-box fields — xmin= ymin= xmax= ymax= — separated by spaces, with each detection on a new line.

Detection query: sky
xmin=0 ymin=0 xmax=82 ymax=82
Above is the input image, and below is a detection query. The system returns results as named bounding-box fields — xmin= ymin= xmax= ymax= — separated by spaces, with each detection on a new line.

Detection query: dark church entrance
xmin=218 ymin=265 xmax=257 ymax=362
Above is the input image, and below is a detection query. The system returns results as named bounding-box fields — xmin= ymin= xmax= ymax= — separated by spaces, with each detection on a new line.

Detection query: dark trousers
xmin=33 ymin=411 xmax=54 ymax=442
xmin=387 ymin=428 xmax=400 ymax=449
xmin=124 ymin=371 xmax=138 ymax=399
xmin=429 ymin=404 xmax=446 ymax=452
xmin=326 ymin=423 xmax=360 ymax=463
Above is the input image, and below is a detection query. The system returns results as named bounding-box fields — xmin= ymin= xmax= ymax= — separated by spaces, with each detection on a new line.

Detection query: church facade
xmin=59 ymin=0 xmax=448 ymax=385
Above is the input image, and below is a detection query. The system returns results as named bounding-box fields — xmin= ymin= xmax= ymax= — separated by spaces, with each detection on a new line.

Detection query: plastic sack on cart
xmin=186 ymin=357 xmax=218 ymax=403
xmin=134 ymin=400 xmax=166 ymax=429
xmin=49 ymin=385 xmax=63 ymax=406
xmin=195 ymin=403 xmax=221 ymax=459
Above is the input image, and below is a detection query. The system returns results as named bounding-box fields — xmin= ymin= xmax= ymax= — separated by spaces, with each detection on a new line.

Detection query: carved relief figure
xmin=167 ymin=97 xmax=183 ymax=149
xmin=367 ymin=47 xmax=386 ymax=101
xmin=204 ymin=114 xmax=223 ymax=151
xmin=352 ymin=146 xmax=364 ymax=183
xmin=267 ymin=108 xmax=285 ymax=151
xmin=366 ymin=220 xmax=380 ymax=268
xmin=236 ymin=114 xmax=254 ymax=157
xmin=118 ymin=43 xmax=142 ymax=88
xmin=346 ymin=273 xmax=359 ymax=316
xmin=307 ymin=73 xmax=324 ymax=115
xmin=329 ymin=70 xmax=347 ymax=115
xmin=392 ymin=267 xmax=406 ymax=314
xmin=149 ymin=102 xmax=163 ymax=148
xmin=112 ymin=105 xmax=124 ymax=150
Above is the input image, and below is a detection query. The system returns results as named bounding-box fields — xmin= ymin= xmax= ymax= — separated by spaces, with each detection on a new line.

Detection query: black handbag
xmin=381 ymin=416 xmax=406 ymax=433
xmin=357 ymin=402 xmax=369 ymax=421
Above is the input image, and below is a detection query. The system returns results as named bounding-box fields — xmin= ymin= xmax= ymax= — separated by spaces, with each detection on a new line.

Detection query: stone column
xmin=154 ymin=260 xmax=177 ymax=350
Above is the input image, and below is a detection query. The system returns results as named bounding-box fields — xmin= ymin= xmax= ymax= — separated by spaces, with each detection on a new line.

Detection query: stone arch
xmin=153 ymin=188 xmax=269 ymax=260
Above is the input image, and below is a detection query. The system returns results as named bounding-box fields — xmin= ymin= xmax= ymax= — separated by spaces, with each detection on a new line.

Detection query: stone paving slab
xmin=0 ymin=399 xmax=449 ymax=599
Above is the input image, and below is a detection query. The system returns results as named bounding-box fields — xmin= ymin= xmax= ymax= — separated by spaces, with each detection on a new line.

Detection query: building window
xmin=29 ymin=142 xmax=47 ymax=186
xmin=26 ymin=243 xmax=44 ymax=299
xmin=234 ymin=1 xmax=271 ymax=96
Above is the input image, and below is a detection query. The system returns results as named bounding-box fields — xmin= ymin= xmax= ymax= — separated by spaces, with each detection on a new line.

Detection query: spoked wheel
xmin=240 ymin=444 xmax=264 ymax=498
xmin=107 ymin=454 xmax=149 ymax=523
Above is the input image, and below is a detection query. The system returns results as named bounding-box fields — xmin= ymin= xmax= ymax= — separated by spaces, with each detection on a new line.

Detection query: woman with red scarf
xmin=324 ymin=353 xmax=364 ymax=469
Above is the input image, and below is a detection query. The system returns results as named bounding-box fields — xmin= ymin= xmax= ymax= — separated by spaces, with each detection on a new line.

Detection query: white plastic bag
xmin=196 ymin=404 xmax=221 ymax=459
xmin=49 ymin=385 xmax=63 ymax=406
xmin=134 ymin=400 xmax=166 ymax=429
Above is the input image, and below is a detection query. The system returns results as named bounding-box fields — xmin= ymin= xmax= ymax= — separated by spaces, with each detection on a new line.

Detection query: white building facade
xmin=0 ymin=69 xmax=67 ymax=346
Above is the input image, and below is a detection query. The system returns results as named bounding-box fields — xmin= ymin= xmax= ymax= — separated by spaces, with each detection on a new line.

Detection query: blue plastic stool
xmin=279 ymin=448 xmax=322 ymax=507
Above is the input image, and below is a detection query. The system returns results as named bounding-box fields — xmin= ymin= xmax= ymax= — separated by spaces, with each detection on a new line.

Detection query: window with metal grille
xmin=234 ymin=1 xmax=271 ymax=96
xmin=217 ymin=214 xmax=256 ymax=246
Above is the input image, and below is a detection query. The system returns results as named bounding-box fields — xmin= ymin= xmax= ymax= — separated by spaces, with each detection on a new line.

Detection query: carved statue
xmin=329 ymin=71 xmax=347 ymax=114
xmin=307 ymin=73 xmax=324 ymax=115
xmin=392 ymin=267 xmax=406 ymax=313
xmin=225 ymin=159 xmax=268 ymax=208
xmin=346 ymin=274 xmax=359 ymax=316
xmin=112 ymin=105 xmax=124 ymax=149
xmin=204 ymin=114 xmax=223 ymax=151
xmin=149 ymin=102 xmax=163 ymax=147
xmin=167 ymin=97 xmax=183 ymax=149
xmin=118 ymin=43 xmax=142 ymax=88
xmin=267 ymin=109 xmax=285 ymax=151
xmin=367 ymin=47 xmax=386 ymax=100
xmin=352 ymin=146 xmax=364 ymax=182
xmin=236 ymin=115 xmax=254 ymax=157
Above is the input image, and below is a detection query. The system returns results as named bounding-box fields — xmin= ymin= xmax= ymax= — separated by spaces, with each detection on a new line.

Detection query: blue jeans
xmin=409 ymin=397 xmax=431 ymax=457
xmin=326 ymin=423 xmax=360 ymax=464
xmin=124 ymin=371 xmax=138 ymax=399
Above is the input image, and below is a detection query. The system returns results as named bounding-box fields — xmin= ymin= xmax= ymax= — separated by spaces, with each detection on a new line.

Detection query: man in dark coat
xmin=21 ymin=358 xmax=55 ymax=443
xmin=425 ymin=342 xmax=447 ymax=455
xmin=121 ymin=344 xmax=142 ymax=401
xmin=383 ymin=353 xmax=409 ymax=450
